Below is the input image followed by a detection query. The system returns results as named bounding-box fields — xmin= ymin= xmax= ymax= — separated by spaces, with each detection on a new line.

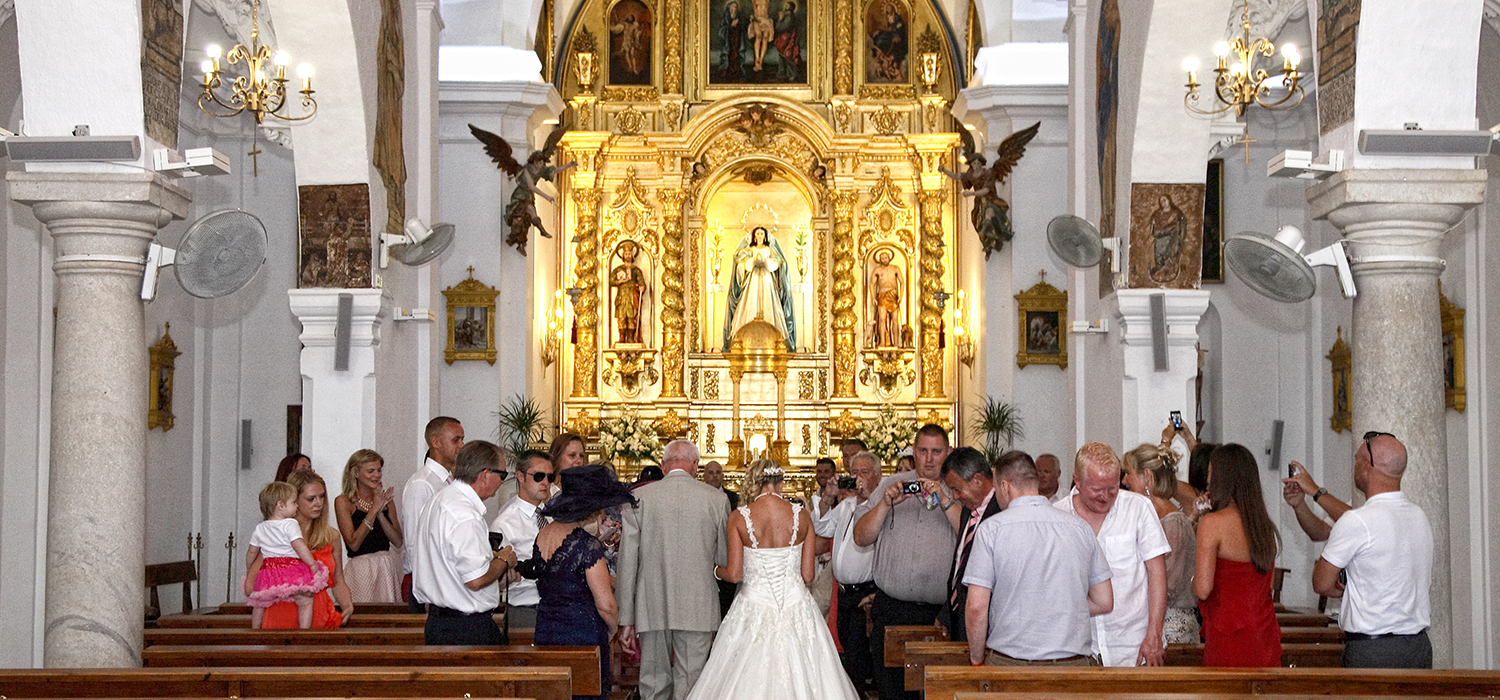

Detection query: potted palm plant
xmin=495 ymin=394 xmax=549 ymax=459
xmin=971 ymin=398 xmax=1024 ymax=461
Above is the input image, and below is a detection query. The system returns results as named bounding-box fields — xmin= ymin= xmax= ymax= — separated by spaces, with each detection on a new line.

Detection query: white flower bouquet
xmin=858 ymin=406 xmax=916 ymax=465
xmin=597 ymin=409 xmax=665 ymax=463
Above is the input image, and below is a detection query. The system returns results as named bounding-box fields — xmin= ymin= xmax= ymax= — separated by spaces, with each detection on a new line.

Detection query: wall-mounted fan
xmin=142 ymin=209 xmax=268 ymax=301
xmin=1223 ymin=225 xmax=1356 ymax=303
xmin=380 ymin=218 xmax=455 ymax=267
xmin=1047 ymin=215 xmax=1122 ymax=271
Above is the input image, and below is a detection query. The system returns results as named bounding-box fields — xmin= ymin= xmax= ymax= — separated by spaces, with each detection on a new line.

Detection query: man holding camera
xmin=813 ymin=450 xmax=881 ymax=693
xmin=412 ymin=440 xmax=518 ymax=645
xmin=853 ymin=424 xmax=960 ymax=700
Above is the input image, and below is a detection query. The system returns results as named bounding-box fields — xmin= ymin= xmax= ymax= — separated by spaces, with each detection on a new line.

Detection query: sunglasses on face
xmin=486 ymin=468 xmax=509 ymax=480
xmin=523 ymin=470 xmax=558 ymax=483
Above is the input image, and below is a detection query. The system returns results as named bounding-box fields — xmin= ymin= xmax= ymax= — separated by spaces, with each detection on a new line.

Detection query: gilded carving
xmin=615 ymin=106 xmax=646 ymax=134
xmin=705 ymin=369 xmax=720 ymax=400
xmin=564 ymin=409 xmax=600 ymax=439
xmin=799 ymin=370 xmax=814 ymax=399
xmin=702 ymin=131 xmax=816 ymax=173
xmin=663 ymin=0 xmax=683 ymax=93
xmin=915 ymin=407 xmax=953 ymax=433
xmin=802 ymin=424 xmax=812 ymax=454
xmin=870 ymin=106 xmax=902 ymax=135
xmin=572 ymin=188 xmax=604 ymax=398
xmin=662 ymin=98 xmax=685 ymax=131
xmin=706 ymin=422 xmax=717 ymax=452
xmin=653 ymin=407 xmax=695 ymax=438
xmin=917 ymin=188 xmax=946 ymax=399
xmin=603 ymin=85 xmax=660 ymax=102
xmin=690 ymin=368 xmax=700 ymax=399
xmin=603 ymin=167 xmax=660 ymax=256
xmin=832 ymin=99 xmax=854 ymax=132
xmin=824 ymin=408 xmax=862 ymax=440
xmin=831 ymin=190 xmax=861 ymax=398
xmin=834 ymin=0 xmax=854 ymax=94
xmin=571 ymin=95 xmax=597 ymax=131
xmin=859 ymin=84 xmax=917 ymax=101
xmin=819 ymin=367 xmax=828 ymax=400
xmin=659 ymin=188 xmax=688 ymax=398
xmin=858 ymin=166 xmax=916 ymax=259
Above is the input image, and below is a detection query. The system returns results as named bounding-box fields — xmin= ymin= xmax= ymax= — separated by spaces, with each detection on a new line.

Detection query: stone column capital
xmin=1109 ymin=289 xmax=1211 ymax=348
xmin=7 ymin=171 xmax=191 ymax=225
xmin=1308 ymin=168 xmax=1486 ymax=273
xmin=288 ymin=288 xmax=391 ymax=349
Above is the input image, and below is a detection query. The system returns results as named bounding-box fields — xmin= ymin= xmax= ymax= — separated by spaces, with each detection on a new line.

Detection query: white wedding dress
xmin=687 ymin=500 xmax=859 ymax=700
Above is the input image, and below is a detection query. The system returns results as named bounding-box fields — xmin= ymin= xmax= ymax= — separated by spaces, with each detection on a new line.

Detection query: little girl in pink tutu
xmin=244 ymin=481 xmax=329 ymax=628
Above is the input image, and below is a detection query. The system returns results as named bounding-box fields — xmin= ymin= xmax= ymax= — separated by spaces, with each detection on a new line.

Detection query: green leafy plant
xmin=495 ymin=394 xmax=549 ymax=459
xmin=971 ymin=398 xmax=1024 ymax=461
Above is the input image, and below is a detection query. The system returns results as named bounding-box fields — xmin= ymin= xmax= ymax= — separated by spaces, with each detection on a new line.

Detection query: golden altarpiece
xmin=541 ymin=0 xmax=978 ymax=483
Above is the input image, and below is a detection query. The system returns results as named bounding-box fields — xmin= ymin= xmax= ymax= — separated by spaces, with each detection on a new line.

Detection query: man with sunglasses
xmin=490 ymin=449 xmax=557 ymax=627
xmin=1312 ymin=432 xmax=1434 ymax=668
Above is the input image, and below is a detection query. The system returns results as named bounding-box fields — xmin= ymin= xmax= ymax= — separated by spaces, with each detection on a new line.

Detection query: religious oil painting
xmin=298 ymin=184 xmax=373 ymax=289
xmin=1128 ymin=183 xmax=1204 ymax=290
xmin=608 ymin=0 xmax=653 ymax=85
xmin=1201 ymin=159 xmax=1225 ymax=283
xmin=1015 ymin=276 xmax=1068 ymax=369
xmin=864 ymin=0 xmax=909 ymax=83
xmin=443 ymin=270 xmax=498 ymax=365
xmin=610 ymin=239 xmax=653 ymax=346
xmin=709 ymin=0 xmax=806 ymax=85
xmin=1317 ymin=0 xmax=1360 ymax=133
xmin=1095 ymin=0 xmax=1120 ymax=296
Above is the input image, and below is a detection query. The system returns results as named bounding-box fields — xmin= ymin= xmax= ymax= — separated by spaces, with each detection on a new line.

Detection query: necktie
xmin=950 ymin=507 xmax=984 ymax=606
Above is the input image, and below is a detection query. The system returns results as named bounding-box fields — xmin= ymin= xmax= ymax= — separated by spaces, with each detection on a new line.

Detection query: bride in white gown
xmin=687 ymin=459 xmax=859 ymax=700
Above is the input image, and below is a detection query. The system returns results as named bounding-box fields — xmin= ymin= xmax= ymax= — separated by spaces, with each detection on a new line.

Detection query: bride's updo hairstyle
xmin=739 ymin=458 xmax=785 ymax=503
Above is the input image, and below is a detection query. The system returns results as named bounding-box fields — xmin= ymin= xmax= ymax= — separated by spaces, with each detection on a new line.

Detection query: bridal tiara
xmin=762 ymin=465 xmax=785 ymax=477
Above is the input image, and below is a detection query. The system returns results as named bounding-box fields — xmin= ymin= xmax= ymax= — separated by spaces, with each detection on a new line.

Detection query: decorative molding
xmin=859 ymin=84 xmax=917 ymax=101
xmin=658 ymin=188 xmax=688 ymax=398
xmin=834 ymin=0 xmax=854 ymax=94
xmin=193 ymin=0 xmax=279 ymax=54
xmin=571 ymin=187 xmax=603 ymax=398
xmin=831 ymin=190 xmax=861 ymax=398
xmin=917 ymin=188 xmax=946 ymax=399
xmin=870 ymin=106 xmax=902 ymax=135
xmin=615 ymin=106 xmax=646 ymax=134
xmin=663 ymin=0 xmax=684 ymax=92
xmin=603 ymin=85 xmax=660 ymax=102
xmin=1226 ymin=0 xmax=1307 ymax=45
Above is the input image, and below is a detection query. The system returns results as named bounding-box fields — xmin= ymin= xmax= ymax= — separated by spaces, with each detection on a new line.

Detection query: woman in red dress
xmin=261 ymin=470 xmax=355 ymax=628
xmin=1195 ymin=444 xmax=1281 ymax=666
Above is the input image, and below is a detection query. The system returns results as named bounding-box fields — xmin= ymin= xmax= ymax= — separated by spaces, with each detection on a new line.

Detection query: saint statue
xmin=722 ymin=226 xmax=796 ymax=351
xmin=867 ymin=249 xmax=902 ymax=347
xmin=611 ymin=240 xmax=649 ymax=345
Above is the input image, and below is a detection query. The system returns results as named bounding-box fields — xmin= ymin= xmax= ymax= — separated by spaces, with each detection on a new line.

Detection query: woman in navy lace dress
xmin=531 ymin=465 xmax=637 ymax=700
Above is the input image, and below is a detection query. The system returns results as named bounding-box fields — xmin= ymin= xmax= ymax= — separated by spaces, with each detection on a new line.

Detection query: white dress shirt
xmin=411 ymin=481 xmax=498 ymax=613
xmin=813 ymin=495 xmax=876 ymax=585
xmin=401 ymin=457 xmax=451 ymax=575
xmin=1320 ymin=491 xmax=1433 ymax=635
xmin=490 ymin=495 xmax=544 ymax=607
xmin=1055 ymin=487 xmax=1171 ymax=666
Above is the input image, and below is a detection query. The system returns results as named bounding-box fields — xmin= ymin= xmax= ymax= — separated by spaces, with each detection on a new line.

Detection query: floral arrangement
xmin=597 ymin=409 xmax=664 ymax=463
xmin=858 ymin=406 xmax=916 ymax=464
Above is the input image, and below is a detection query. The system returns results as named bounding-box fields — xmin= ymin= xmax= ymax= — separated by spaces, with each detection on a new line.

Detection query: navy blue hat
xmin=540 ymin=464 xmax=637 ymax=523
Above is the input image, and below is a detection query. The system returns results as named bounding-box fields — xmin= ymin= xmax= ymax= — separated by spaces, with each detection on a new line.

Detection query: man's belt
xmin=839 ymin=581 xmax=876 ymax=595
xmin=1345 ymin=629 xmax=1427 ymax=642
xmin=427 ymin=604 xmax=490 ymax=618
xmin=988 ymin=649 xmax=1091 ymax=664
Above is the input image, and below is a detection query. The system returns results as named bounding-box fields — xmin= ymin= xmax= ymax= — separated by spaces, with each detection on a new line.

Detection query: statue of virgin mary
xmin=722 ymin=226 xmax=796 ymax=351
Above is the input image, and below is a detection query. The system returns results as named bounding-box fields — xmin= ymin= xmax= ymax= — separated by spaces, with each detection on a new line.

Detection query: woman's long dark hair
xmin=1188 ymin=443 xmax=1215 ymax=493
xmin=1208 ymin=444 xmax=1279 ymax=573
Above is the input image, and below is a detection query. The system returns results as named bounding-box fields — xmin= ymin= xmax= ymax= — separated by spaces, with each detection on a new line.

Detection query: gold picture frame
xmin=1441 ymin=287 xmax=1466 ymax=412
xmin=443 ymin=267 xmax=498 ymax=365
xmin=1327 ymin=326 xmax=1351 ymax=433
xmin=1015 ymin=272 xmax=1068 ymax=369
xmin=149 ymin=322 xmax=181 ymax=431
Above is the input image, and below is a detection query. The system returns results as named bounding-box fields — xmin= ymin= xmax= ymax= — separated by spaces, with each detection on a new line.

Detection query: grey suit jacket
xmin=618 ymin=470 xmax=729 ymax=633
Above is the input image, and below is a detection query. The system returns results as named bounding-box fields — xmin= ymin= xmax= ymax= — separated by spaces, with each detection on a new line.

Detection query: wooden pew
xmin=923 ymin=667 xmax=1500 ymax=700
xmin=0 ymin=667 xmax=572 ymax=700
xmin=144 ymin=628 xmax=537 ymax=647
xmin=157 ymin=613 xmax=437 ymax=628
xmin=145 ymin=561 xmax=198 ymax=621
xmin=952 ymin=694 xmax=1459 ymax=700
xmin=218 ymin=603 xmax=412 ymax=615
xmin=883 ymin=625 xmax=950 ymax=668
xmin=903 ymin=642 xmax=1344 ymax=690
xmin=141 ymin=645 xmax=600 ymax=697
xmin=1276 ymin=612 xmax=1333 ymax=627
xmin=1280 ymin=626 xmax=1345 ymax=644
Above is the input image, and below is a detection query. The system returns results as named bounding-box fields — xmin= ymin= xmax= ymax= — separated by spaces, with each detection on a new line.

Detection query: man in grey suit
xmin=618 ymin=440 xmax=729 ymax=700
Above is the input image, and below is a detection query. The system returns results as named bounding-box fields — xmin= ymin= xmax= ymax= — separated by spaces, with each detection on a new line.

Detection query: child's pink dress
xmin=244 ymin=519 xmax=329 ymax=608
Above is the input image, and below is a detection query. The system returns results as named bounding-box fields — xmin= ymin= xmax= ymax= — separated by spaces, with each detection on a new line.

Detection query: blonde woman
xmin=334 ymin=449 xmax=403 ymax=602
xmin=260 ymin=469 xmax=355 ymax=627
xmin=687 ymin=459 xmax=858 ymax=700
xmin=1122 ymin=443 xmax=1198 ymax=645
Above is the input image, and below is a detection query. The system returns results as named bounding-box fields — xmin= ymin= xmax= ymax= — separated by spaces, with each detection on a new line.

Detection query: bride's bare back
xmin=732 ymin=491 xmax=810 ymax=549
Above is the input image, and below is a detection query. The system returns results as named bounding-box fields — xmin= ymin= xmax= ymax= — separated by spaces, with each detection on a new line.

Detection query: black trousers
xmin=870 ymin=589 xmax=941 ymax=700
xmin=837 ymin=581 xmax=878 ymax=690
xmin=424 ymin=607 xmax=503 ymax=645
xmin=1343 ymin=630 xmax=1433 ymax=668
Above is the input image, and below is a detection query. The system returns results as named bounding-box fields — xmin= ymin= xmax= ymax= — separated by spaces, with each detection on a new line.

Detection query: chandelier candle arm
xmin=1182 ymin=0 xmax=1303 ymax=117
xmin=196 ymin=0 xmax=318 ymax=124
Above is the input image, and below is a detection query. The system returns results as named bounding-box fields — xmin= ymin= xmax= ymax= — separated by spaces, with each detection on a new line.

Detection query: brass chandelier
xmin=1182 ymin=0 xmax=1303 ymax=117
xmin=197 ymin=0 xmax=316 ymax=124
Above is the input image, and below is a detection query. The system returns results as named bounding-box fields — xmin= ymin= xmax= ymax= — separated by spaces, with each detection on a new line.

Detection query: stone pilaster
xmin=1308 ymin=168 xmax=1487 ymax=669
xmin=288 ymin=289 xmax=390 ymax=470
xmin=1108 ymin=289 xmax=1210 ymax=449
xmin=7 ymin=171 xmax=191 ymax=668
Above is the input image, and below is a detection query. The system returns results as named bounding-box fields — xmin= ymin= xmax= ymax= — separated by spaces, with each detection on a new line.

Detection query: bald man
xmin=1313 ymin=432 xmax=1433 ymax=669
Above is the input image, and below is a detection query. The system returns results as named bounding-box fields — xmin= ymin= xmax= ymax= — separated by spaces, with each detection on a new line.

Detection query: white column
xmin=288 ymin=289 xmax=390 ymax=469
xmin=8 ymin=172 xmax=191 ymax=668
xmin=1308 ymin=168 xmax=1487 ymax=668
xmin=1109 ymin=289 xmax=1210 ymax=450
xmin=411 ymin=0 xmax=445 ymax=438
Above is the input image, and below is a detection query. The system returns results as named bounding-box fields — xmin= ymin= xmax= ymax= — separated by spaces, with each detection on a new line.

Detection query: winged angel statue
xmin=939 ymin=121 xmax=1040 ymax=258
xmin=468 ymin=124 xmax=575 ymax=255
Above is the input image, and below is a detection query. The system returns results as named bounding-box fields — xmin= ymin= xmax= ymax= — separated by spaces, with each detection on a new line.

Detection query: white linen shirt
xmin=813 ymin=494 xmax=877 ymax=584
xmin=1320 ymin=491 xmax=1433 ymax=635
xmin=411 ymin=481 xmax=498 ymax=613
xmin=1055 ymin=487 xmax=1171 ymax=666
xmin=401 ymin=457 xmax=451 ymax=575
xmin=490 ymin=495 xmax=544 ymax=606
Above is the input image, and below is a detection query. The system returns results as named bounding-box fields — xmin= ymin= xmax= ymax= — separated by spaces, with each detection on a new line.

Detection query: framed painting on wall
xmin=1202 ymin=159 xmax=1225 ymax=283
xmin=444 ymin=267 xmax=498 ymax=365
xmin=1015 ymin=273 xmax=1068 ymax=369
xmin=708 ymin=0 xmax=806 ymax=85
xmin=149 ymin=323 xmax=181 ymax=431
xmin=1441 ymin=287 xmax=1466 ymax=412
xmin=1327 ymin=326 xmax=1351 ymax=433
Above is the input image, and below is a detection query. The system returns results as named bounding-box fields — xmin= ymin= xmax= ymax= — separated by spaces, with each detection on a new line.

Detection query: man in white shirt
xmin=412 ymin=440 xmax=517 ymax=644
xmin=1054 ymin=441 xmax=1169 ymax=667
xmin=401 ymin=416 xmax=465 ymax=610
xmin=812 ymin=450 xmax=879 ymax=693
xmin=1035 ymin=453 xmax=1063 ymax=502
xmin=490 ymin=449 xmax=556 ymax=628
xmin=1314 ymin=431 xmax=1433 ymax=668
xmin=811 ymin=457 xmax=838 ymax=520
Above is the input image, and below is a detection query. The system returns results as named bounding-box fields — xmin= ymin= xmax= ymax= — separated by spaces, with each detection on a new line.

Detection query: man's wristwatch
xmin=1312 ymin=488 xmax=1329 ymax=503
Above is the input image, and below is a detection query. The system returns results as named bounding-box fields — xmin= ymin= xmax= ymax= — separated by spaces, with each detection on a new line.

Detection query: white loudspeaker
xmin=4 ymin=135 xmax=141 ymax=162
